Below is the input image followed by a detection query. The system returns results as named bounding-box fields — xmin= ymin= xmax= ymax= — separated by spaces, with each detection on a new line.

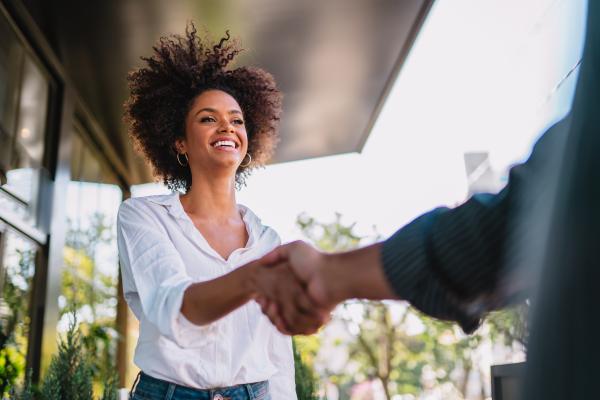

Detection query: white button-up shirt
xmin=117 ymin=193 xmax=296 ymax=399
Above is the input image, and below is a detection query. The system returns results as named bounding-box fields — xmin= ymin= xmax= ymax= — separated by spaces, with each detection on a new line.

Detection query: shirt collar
xmin=146 ymin=192 xmax=187 ymax=220
xmin=145 ymin=192 xmax=180 ymax=206
xmin=146 ymin=192 xmax=263 ymax=244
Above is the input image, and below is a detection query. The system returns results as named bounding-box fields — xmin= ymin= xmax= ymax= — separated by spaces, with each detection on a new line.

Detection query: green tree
xmin=40 ymin=317 xmax=94 ymax=400
xmin=297 ymin=213 xmax=527 ymax=400
xmin=10 ymin=317 xmax=118 ymax=400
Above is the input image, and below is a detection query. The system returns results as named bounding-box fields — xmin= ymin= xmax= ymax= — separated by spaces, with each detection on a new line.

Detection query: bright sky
xmin=133 ymin=0 xmax=587 ymax=244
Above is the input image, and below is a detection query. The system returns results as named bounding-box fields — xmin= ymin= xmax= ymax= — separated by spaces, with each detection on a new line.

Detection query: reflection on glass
xmin=15 ymin=57 xmax=47 ymax=167
xmin=0 ymin=226 xmax=38 ymax=395
xmin=0 ymin=11 xmax=49 ymax=227
xmin=60 ymin=132 xmax=122 ymax=386
xmin=0 ymin=18 xmax=23 ymax=146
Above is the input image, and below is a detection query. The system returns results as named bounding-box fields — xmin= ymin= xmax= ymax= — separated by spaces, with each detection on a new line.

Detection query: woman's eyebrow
xmin=195 ymin=108 xmax=242 ymax=116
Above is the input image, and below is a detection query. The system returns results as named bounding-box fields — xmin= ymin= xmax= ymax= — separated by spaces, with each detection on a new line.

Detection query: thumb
xmin=258 ymin=246 xmax=287 ymax=266
xmin=259 ymin=241 xmax=301 ymax=265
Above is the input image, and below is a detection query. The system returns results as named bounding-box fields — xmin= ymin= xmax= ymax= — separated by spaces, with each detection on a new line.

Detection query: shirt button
xmin=213 ymin=395 xmax=224 ymax=400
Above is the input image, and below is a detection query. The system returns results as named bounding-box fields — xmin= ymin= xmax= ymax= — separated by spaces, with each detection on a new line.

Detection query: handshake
xmin=247 ymin=240 xmax=395 ymax=335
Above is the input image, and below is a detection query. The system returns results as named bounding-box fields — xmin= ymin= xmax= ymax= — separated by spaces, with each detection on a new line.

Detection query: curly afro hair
xmin=124 ymin=24 xmax=282 ymax=191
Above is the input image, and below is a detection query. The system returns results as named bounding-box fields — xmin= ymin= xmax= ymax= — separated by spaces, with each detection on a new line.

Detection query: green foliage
xmin=11 ymin=369 xmax=36 ymax=400
xmin=0 ymin=348 xmax=24 ymax=396
xmin=297 ymin=213 xmax=528 ymax=400
xmin=0 ymin=246 xmax=36 ymax=396
xmin=62 ymin=212 xmax=119 ymax=386
xmin=99 ymin=372 xmax=119 ymax=400
xmin=486 ymin=304 xmax=529 ymax=348
xmin=297 ymin=213 xmax=364 ymax=252
xmin=8 ymin=321 xmax=118 ymax=400
xmin=0 ymin=207 xmax=120 ymax=397
xmin=293 ymin=338 xmax=320 ymax=400
xmin=39 ymin=318 xmax=94 ymax=400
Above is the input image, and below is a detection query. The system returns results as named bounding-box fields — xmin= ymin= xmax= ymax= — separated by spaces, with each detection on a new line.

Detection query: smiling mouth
xmin=211 ymin=140 xmax=239 ymax=150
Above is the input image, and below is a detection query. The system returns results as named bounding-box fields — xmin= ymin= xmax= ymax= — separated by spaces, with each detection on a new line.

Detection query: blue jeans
xmin=130 ymin=372 xmax=271 ymax=400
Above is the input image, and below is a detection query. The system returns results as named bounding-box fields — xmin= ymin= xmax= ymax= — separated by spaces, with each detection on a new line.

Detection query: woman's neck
xmin=180 ymin=173 xmax=238 ymax=221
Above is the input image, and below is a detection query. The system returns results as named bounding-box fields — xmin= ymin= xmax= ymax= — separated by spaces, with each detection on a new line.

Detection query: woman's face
xmin=177 ymin=89 xmax=248 ymax=174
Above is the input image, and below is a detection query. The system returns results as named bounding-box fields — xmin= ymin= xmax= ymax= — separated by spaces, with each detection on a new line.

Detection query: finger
xmin=280 ymin=296 xmax=322 ymax=335
xmin=270 ymin=271 xmax=320 ymax=334
xmin=255 ymin=296 xmax=266 ymax=309
xmin=260 ymin=240 xmax=307 ymax=266
xmin=271 ymin=290 xmax=311 ymax=335
xmin=274 ymin=315 xmax=291 ymax=335
xmin=267 ymin=301 xmax=278 ymax=318
xmin=292 ymin=299 xmax=332 ymax=335
xmin=259 ymin=246 xmax=288 ymax=265
xmin=282 ymin=265 xmax=319 ymax=314
xmin=295 ymin=291 xmax=317 ymax=315
xmin=266 ymin=302 xmax=292 ymax=335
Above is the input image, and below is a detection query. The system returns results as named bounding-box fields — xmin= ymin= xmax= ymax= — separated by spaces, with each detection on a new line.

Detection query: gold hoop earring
xmin=240 ymin=153 xmax=252 ymax=168
xmin=176 ymin=152 xmax=189 ymax=167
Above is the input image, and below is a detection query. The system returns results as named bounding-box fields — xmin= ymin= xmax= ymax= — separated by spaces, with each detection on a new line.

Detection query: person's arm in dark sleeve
xmin=381 ymin=114 xmax=571 ymax=333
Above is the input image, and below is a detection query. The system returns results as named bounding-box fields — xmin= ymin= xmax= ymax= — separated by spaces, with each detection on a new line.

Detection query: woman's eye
xmin=233 ymin=119 xmax=244 ymax=125
xmin=200 ymin=116 xmax=216 ymax=123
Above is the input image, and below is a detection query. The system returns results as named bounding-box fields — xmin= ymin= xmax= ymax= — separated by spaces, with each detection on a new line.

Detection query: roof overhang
xmin=19 ymin=0 xmax=434 ymax=185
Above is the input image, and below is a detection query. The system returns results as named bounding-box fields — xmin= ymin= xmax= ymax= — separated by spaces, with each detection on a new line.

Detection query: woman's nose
xmin=219 ymin=121 xmax=235 ymax=133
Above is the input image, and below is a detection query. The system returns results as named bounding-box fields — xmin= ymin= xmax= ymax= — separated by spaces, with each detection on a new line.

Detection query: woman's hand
xmin=255 ymin=240 xmax=395 ymax=335
xmin=251 ymin=263 xmax=330 ymax=335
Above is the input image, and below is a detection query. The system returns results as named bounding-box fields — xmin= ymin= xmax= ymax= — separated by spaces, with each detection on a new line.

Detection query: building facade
xmin=0 ymin=1 xmax=133 ymax=388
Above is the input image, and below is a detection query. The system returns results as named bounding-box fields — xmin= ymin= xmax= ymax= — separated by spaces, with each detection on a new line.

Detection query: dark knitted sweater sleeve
xmin=380 ymin=115 xmax=570 ymax=333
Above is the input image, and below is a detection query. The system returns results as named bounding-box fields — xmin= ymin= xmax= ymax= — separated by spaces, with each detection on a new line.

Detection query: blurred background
xmin=0 ymin=0 xmax=587 ymax=398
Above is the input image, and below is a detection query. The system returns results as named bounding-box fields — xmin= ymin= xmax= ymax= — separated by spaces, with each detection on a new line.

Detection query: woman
xmin=118 ymin=25 xmax=309 ymax=399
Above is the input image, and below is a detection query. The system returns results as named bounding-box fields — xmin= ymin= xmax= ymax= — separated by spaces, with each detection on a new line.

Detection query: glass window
xmin=0 ymin=224 xmax=39 ymax=396
xmin=0 ymin=11 xmax=50 ymax=228
xmin=0 ymin=17 xmax=23 ymax=139
xmin=60 ymin=131 xmax=122 ymax=387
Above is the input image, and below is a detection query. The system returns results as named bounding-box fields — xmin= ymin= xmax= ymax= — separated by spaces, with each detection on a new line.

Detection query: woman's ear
xmin=174 ymin=137 xmax=187 ymax=154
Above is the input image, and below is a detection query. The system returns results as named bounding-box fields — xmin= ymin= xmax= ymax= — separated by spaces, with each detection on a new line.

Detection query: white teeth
xmin=213 ymin=140 xmax=236 ymax=148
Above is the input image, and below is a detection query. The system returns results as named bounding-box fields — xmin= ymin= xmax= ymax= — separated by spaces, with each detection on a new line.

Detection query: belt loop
xmin=129 ymin=371 xmax=142 ymax=399
xmin=165 ymin=382 xmax=176 ymax=400
xmin=245 ymin=384 xmax=255 ymax=400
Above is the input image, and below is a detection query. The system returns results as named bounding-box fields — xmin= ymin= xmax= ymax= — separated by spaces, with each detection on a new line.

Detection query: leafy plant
xmin=62 ymin=212 xmax=119 ymax=386
xmin=99 ymin=372 xmax=119 ymax=400
xmin=39 ymin=317 xmax=94 ymax=400
xmin=294 ymin=338 xmax=320 ymax=400
xmin=0 ymin=245 xmax=36 ymax=397
xmin=10 ymin=369 xmax=35 ymax=400
xmin=9 ymin=319 xmax=118 ymax=400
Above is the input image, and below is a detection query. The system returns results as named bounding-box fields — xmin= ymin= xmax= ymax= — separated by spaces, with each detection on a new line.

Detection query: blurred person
xmin=118 ymin=24 xmax=313 ymax=400
xmin=257 ymin=1 xmax=600 ymax=398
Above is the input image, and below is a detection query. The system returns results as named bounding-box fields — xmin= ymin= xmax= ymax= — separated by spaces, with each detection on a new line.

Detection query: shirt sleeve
xmin=117 ymin=199 xmax=217 ymax=347
xmin=381 ymin=114 xmax=570 ymax=333
xmin=268 ymin=331 xmax=297 ymax=399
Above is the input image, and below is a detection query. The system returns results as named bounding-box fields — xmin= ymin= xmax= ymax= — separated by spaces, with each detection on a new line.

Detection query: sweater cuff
xmin=380 ymin=210 xmax=482 ymax=333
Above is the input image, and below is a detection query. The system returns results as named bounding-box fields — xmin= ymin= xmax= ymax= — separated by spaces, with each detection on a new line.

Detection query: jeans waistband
xmin=131 ymin=371 xmax=269 ymax=400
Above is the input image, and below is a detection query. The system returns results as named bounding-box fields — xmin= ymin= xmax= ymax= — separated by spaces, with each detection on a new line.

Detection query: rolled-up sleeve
xmin=117 ymin=200 xmax=214 ymax=347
